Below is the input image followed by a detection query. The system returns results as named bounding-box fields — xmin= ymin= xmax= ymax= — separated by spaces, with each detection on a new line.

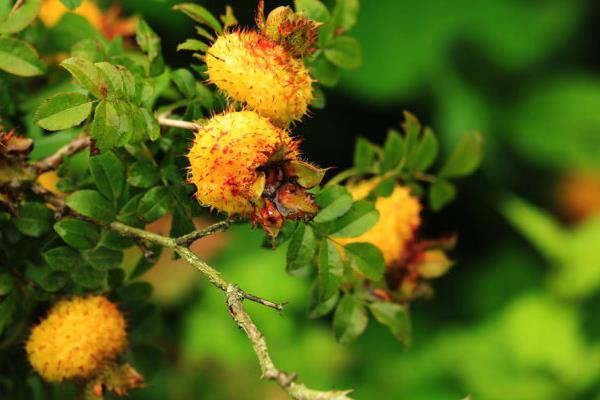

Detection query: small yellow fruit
xmin=26 ymin=296 xmax=127 ymax=382
xmin=187 ymin=110 xmax=298 ymax=215
xmin=206 ymin=31 xmax=313 ymax=126
xmin=340 ymin=180 xmax=422 ymax=266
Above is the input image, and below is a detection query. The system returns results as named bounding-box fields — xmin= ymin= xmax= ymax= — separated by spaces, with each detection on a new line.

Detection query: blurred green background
xmin=65 ymin=0 xmax=600 ymax=398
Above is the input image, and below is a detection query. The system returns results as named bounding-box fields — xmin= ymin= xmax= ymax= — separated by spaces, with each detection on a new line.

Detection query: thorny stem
xmin=325 ymin=168 xmax=357 ymax=187
xmin=108 ymin=221 xmax=284 ymax=311
xmin=226 ymin=285 xmax=352 ymax=400
xmin=108 ymin=222 xmax=351 ymax=398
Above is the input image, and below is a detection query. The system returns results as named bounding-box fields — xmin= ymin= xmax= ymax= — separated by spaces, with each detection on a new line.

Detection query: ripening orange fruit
xmin=187 ymin=110 xmax=323 ymax=237
xmin=205 ymin=31 xmax=313 ymax=126
xmin=340 ymin=180 xmax=422 ymax=267
xmin=26 ymin=296 xmax=127 ymax=382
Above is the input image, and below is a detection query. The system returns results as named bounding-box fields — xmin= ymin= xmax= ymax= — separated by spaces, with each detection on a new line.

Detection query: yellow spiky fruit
xmin=206 ymin=31 xmax=313 ymax=126
xmin=340 ymin=180 xmax=422 ymax=266
xmin=187 ymin=110 xmax=299 ymax=215
xmin=26 ymin=296 xmax=127 ymax=382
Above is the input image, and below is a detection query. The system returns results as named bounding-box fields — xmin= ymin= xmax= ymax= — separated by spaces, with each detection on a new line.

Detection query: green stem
xmin=325 ymin=168 xmax=358 ymax=187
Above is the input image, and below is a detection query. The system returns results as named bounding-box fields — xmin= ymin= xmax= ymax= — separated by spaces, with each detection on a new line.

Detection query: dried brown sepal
xmin=262 ymin=6 xmax=321 ymax=57
xmin=87 ymin=362 xmax=145 ymax=399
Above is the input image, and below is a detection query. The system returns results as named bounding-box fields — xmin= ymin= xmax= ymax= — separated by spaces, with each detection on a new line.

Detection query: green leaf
xmin=428 ymin=179 xmax=456 ymax=211
xmin=173 ymin=3 xmax=222 ymax=33
xmin=0 ymin=0 xmax=42 ymax=34
xmin=329 ymin=200 xmax=379 ymax=238
xmin=83 ymin=246 xmax=122 ymax=271
xmin=318 ymin=239 xmax=343 ymax=301
xmin=71 ymin=38 xmax=106 ymax=62
xmin=66 ymin=190 xmax=115 ymax=224
xmin=324 ymin=36 xmax=362 ymax=70
xmin=170 ymin=204 xmax=195 ymax=238
xmin=33 ymin=92 xmax=93 ymax=131
xmin=314 ymin=185 xmax=353 ymax=223
xmin=91 ymin=100 xmax=119 ymax=149
xmin=14 ymin=202 xmax=53 ymax=237
xmin=60 ymin=0 xmax=83 ymax=9
xmin=132 ymin=344 xmax=164 ymax=380
xmin=381 ymin=129 xmax=404 ymax=172
xmin=118 ymin=282 xmax=153 ymax=304
xmin=71 ymin=263 xmax=105 ymax=289
xmin=136 ymin=19 xmax=159 ymax=60
xmin=333 ymin=294 xmax=368 ymax=343
xmin=139 ymin=107 xmax=160 ymax=141
xmin=286 ymin=223 xmax=316 ymax=275
xmin=117 ymin=193 xmax=144 ymax=226
xmin=307 ymin=281 xmax=339 ymax=319
xmin=89 ymin=151 xmax=124 ymax=201
xmin=38 ymin=271 xmax=69 ymax=292
xmin=295 ymin=0 xmax=330 ymax=22
xmin=0 ymin=273 xmax=14 ymax=296
xmin=100 ymin=229 xmax=133 ymax=250
xmin=333 ymin=0 xmax=359 ymax=30
xmin=108 ymin=268 xmax=125 ymax=289
xmin=369 ymin=301 xmax=411 ymax=344
xmin=177 ymin=39 xmax=208 ymax=53
xmin=439 ymin=132 xmax=483 ymax=178
xmin=61 ymin=57 xmax=108 ymax=98
xmin=344 ymin=242 xmax=385 ymax=280
xmin=0 ymin=37 xmax=45 ymax=77
xmin=195 ymin=26 xmax=213 ymax=40
xmin=43 ymin=246 xmax=82 ymax=272
xmin=406 ymin=127 xmax=438 ymax=173
xmin=136 ymin=19 xmax=163 ymax=75
xmin=128 ymin=161 xmax=159 ymax=188
xmin=308 ymin=56 xmax=341 ymax=87
xmin=54 ymin=218 xmax=100 ymax=249
xmin=500 ymin=195 xmax=567 ymax=262
xmin=368 ymin=178 xmax=395 ymax=198
xmin=137 ymin=186 xmax=172 ymax=223
xmin=171 ymin=68 xmax=196 ymax=98
xmin=0 ymin=293 xmax=16 ymax=335
xmin=353 ymin=137 xmax=376 ymax=173
xmin=113 ymin=100 xmax=134 ymax=147
xmin=51 ymin=12 xmax=102 ymax=50
xmin=95 ymin=62 xmax=125 ymax=99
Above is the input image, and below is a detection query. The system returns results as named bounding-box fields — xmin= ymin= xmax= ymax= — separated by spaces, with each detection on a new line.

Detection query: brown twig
xmin=34 ymin=135 xmax=91 ymax=174
xmin=226 ymin=285 xmax=352 ymax=400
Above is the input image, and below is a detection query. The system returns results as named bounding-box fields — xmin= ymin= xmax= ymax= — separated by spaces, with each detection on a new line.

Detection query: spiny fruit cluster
xmin=26 ymin=296 xmax=127 ymax=382
xmin=205 ymin=30 xmax=313 ymax=126
xmin=204 ymin=2 xmax=318 ymax=127
xmin=188 ymin=3 xmax=325 ymax=237
xmin=341 ymin=179 xmax=453 ymax=300
xmin=187 ymin=111 xmax=323 ymax=238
